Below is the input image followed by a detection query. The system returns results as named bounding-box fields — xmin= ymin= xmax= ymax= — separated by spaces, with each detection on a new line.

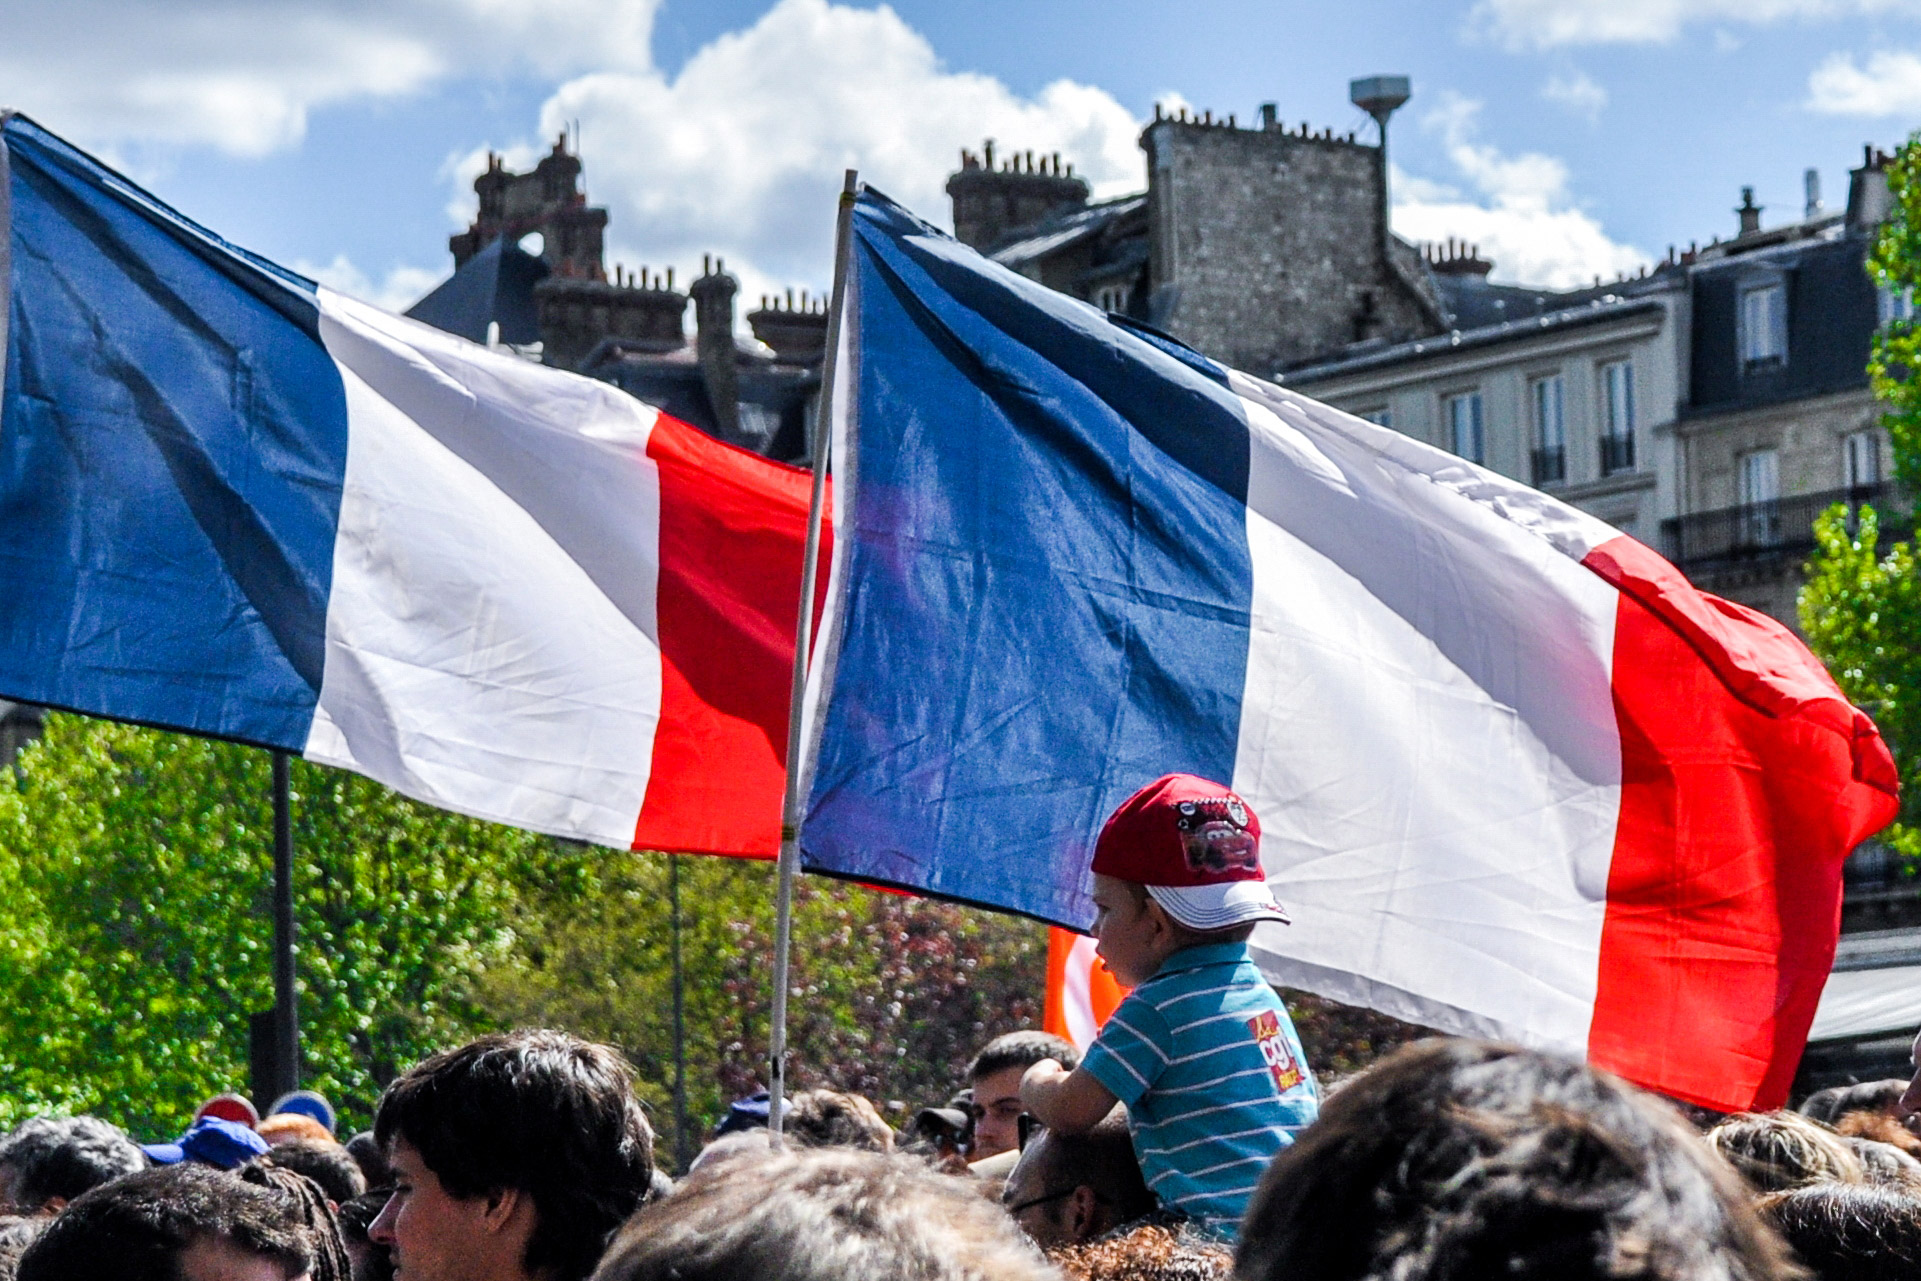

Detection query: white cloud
xmin=444 ymin=0 xmax=1143 ymax=302
xmin=1393 ymin=94 xmax=1647 ymax=290
xmin=0 ymin=0 xmax=661 ymax=156
xmin=294 ymin=254 xmax=445 ymax=313
xmin=1541 ymin=69 xmax=1608 ymax=120
xmin=1808 ymin=49 xmax=1921 ymax=113
xmin=1473 ymin=0 xmax=1921 ymax=48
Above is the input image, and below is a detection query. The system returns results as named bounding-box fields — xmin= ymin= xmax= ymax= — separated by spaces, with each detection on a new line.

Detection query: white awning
xmin=1810 ymin=964 xmax=1921 ymax=1043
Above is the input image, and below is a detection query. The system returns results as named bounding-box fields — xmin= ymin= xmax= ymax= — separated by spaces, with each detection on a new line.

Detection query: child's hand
xmin=1020 ymin=1059 xmax=1116 ymax=1135
xmin=1020 ymin=1058 xmax=1067 ymax=1095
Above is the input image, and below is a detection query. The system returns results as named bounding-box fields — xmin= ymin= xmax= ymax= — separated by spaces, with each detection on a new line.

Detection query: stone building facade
xmin=946 ymin=100 xmax=1446 ymax=372
xmin=1284 ymin=254 xmax=1686 ymax=546
xmin=1661 ymin=151 xmax=1898 ymax=628
xmin=407 ymin=143 xmax=825 ymax=461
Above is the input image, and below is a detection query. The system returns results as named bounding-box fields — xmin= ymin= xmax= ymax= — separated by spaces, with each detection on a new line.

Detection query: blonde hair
xmin=1706 ymin=1111 xmax=1866 ymax=1192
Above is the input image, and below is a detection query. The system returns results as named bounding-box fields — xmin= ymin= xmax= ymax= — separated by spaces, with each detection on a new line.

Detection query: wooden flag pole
xmin=768 ymin=168 xmax=858 ymax=1140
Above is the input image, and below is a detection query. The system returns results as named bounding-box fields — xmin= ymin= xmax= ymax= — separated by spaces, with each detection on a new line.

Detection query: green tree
xmin=476 ymin=852 xmax=1048 ymax=1170
xmin=1803 ymin=135 xmax=1921 ymax=849
xmin=0 ymin=713 xmax=558 ymax=1138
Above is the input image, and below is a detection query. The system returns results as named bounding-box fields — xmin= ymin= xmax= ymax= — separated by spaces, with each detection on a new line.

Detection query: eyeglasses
xmin=1017 ymin=1112 xmax=1040 ymax=1151
xmin=1004 ymin=1188 xmax=1076 ymax=1217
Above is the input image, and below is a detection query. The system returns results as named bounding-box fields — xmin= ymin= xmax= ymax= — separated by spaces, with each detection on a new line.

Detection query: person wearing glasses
xmin=1000 ymin=1108 xmax=1154 ymax=1249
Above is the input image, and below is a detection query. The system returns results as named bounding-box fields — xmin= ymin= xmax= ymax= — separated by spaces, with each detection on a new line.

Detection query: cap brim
xmin=1146 ymin=880 xmax=1290 ymax=931
xmin=142 ymin=1144 xmax=185 ymax=1165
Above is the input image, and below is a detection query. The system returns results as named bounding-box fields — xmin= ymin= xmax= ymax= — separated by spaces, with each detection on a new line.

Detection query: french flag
xmin=0 ymin=114 xmax=813 ymax=857
xmin=798 ymin=190 xmax=1900 ymax=1111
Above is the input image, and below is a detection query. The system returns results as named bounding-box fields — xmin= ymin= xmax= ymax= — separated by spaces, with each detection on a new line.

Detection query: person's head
xmin=0 ymin=1116 xmax=147 ymax=1215
xmin=1758 ymin=1182 xmax=1921 ymax=1280
xmin=16 ymin=1163 xmax=312 ymax=1281
xmin=968 ymin=1033 xmax=1081 ymax=1161
xmin=342 ymin=1133 xmax=392 ymax=1192
xmin=1087 ymin=776 xmax=1287 ymax=988
xmin=782 ymin=1090 xmax=894 ymax=1153
xmin=1049 ymin=1223 xmax=1231 ymax=1281
xmin=336 ymin=1191 xmax=394 ymax=1281
xmin=1800 ymin=1080 xmax=1905 ymax=1127
xmin=1842 ymin=1135 xmax=1921 ymax=1188
xmin=1706 ymin=1111 xmax=1866 ymax=1193
xmin=371 ymin=1029 xmax=654 ymax=1281
xmin=1837 ymin=1108 xmax=1921 ymax=1160
xmin=0 ymin=1217 xmax=47 ymax=1281
xmin=1235 ymin=1039 xmax=1798 ymax=1281
xmin=260 ymin=1115 xmax=337 ymax=1148
xmin=589 ymin=1146 xmax=1059 ymax=1281
xmin=261 ymin=1141 xmax=367 ymax=1207
xmin=1003 ymin=1109 xmax=1155 ymax=1250
xmin=240 ymin=1163 xmax=352 ymax=1281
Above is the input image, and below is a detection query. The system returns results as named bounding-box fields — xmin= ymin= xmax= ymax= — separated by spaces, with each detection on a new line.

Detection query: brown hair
xmin=1236 ymin=1039 xmax=1800 ymax=1281
xmin=784 ymin=1090 xmax=895 ymax=1153
xmin=1051 ymin=1224 xmax=1230 ymax=1281
xmin=592 ymin=1147 xmax=1059 ymax=1281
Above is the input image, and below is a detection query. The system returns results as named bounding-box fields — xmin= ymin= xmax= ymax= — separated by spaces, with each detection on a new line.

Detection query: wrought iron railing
xmin=1600 ymin=434 xmax=1635 ymax=476
xmin=1531 ymin=446 xmax=1566 ymax=486
xmin=1659 ymin=482 xmax=1911 ymax=569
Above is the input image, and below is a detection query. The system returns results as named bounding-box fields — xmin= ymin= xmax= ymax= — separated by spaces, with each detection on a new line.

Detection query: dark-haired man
xmin=965 ymin=1032 xmax=1079 ymax=1160
xmin=1001 ymin=1109 xmax=1154 ymax=1250
xmin=370 ymin=1029 xmax=654 ymax=1281
xmin=16 ymin=1163 xmax=311 ymax=1281
xmin=0 ymin=1116 xmax=147 ymax=1216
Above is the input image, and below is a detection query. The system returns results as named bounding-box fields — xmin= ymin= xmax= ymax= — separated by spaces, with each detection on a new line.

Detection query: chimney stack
xmin=691 ymin=259 xmax=741 ymax=443
xmin=1736 ymin=186 xmax=1762 ymax=236
xmin=1804 ymin=168 xmax=1823 ymax=220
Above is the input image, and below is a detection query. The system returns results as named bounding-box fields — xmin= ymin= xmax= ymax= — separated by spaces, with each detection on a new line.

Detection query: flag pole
xmin=768 ymin=168 xmax=858 ymax=1140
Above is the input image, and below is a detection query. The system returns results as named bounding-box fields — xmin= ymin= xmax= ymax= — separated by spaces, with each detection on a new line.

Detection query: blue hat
xmin=142 ymin=1117 xmax=269 ymax=1170
xmin=714 ymin=1090 xmax=791 ymax=1137
xmin=268 ymin=1089 xmax=337 ymax=1136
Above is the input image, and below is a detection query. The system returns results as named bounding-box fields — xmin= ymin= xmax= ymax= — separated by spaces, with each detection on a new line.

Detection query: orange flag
xmin=1043 ymin=927 xmax=1130 ymax=1050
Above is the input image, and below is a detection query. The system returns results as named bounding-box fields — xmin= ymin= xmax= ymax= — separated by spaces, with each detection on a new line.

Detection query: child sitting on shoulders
xmin=1020 ymin=774 xmax=1318 ymax=1242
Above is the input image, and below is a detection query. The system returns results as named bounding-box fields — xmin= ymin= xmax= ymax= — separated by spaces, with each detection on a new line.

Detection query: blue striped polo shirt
xmin=1080 ymin=941 xmax=1318 ymax=1238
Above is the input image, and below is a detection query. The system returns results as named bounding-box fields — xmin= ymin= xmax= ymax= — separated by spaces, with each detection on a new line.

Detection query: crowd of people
xmin=3 ymin=1025 xmax=1921 ymax=1281
xmin=3 ymin=775 xmax=1919 ymax=1279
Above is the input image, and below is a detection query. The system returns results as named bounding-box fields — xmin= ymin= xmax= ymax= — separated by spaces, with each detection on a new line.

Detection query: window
xmin=1739 ymin=283 xmax=1787 ymax=366
xmin=1599 ymin=361 xmax=1635 ymax=474
xmin=1880 ymin=285 xmax=1916 ymax=328
xmin=1359 ymin=406 xmax=1392 ymax=428
xmin=1446 ymin=393 xmax=1484 ymax=465
xmin=1740 ymin=448 xmax=1781 ymax=548
xmin=1845 ymin=429 xmax=1882 ymax=490
xmin=1531 ymin=375 xmax=1565 ymax=485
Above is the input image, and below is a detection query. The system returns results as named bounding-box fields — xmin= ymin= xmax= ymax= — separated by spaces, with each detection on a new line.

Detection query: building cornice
xmin=1287 ymin=304 xmax=1667 ymax=400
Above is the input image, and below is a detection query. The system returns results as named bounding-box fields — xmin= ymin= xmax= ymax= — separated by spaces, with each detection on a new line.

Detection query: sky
xmin=4 ymin=0 xmax=1919 ymax=315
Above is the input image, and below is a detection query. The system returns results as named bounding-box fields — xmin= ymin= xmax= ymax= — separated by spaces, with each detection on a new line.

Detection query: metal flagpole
xmin=670 ymin=852 xmax=691 ymax=1172
xmin=768 ymin=168 xmax=857 ymax=1140
xmin=271 ymin=751 xmax=300 ymax=1094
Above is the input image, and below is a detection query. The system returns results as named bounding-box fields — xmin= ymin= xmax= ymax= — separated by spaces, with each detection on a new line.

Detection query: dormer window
xmin=1880 ymin=285 xmax=1915 ymax=328
xmin=1739 ymin=281 xmax=1786 ymax=369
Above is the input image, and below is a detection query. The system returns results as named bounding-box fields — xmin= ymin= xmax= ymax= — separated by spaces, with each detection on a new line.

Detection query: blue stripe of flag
xmin=0 ymin=114 xmax=348 ymax=750
xmin=801 ymin=190 xmax=1257 ymax=928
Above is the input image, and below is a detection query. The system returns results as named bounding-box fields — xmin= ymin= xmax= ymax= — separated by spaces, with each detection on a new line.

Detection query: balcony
xmin=1599 ymin=434 xmax=1635 ymax=476
xmin=1660 ymin=483 xmax=1910 ymax=571
xmin=1531 ymin=446 xmax=1566 ymax=486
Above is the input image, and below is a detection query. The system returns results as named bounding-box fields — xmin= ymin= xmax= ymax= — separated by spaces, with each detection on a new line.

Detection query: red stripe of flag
xmin=1583 ymin=536 xmax=1898 ymax=1111
xmin=633 ymin=414 xmax=830 ymax=858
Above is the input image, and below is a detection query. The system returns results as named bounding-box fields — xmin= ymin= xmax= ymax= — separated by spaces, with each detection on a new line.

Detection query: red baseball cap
xmin=1091 ymin=774 xmax=1289 ymax=930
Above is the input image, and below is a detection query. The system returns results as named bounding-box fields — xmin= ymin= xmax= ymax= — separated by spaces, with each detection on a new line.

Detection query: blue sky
xmin=5 ymin=0 xmax=1917 ymax=312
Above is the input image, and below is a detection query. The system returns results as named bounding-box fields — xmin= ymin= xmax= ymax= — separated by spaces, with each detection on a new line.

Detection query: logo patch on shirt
xmin=1246 ymin=1010 xmax=1304 ymax=1092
